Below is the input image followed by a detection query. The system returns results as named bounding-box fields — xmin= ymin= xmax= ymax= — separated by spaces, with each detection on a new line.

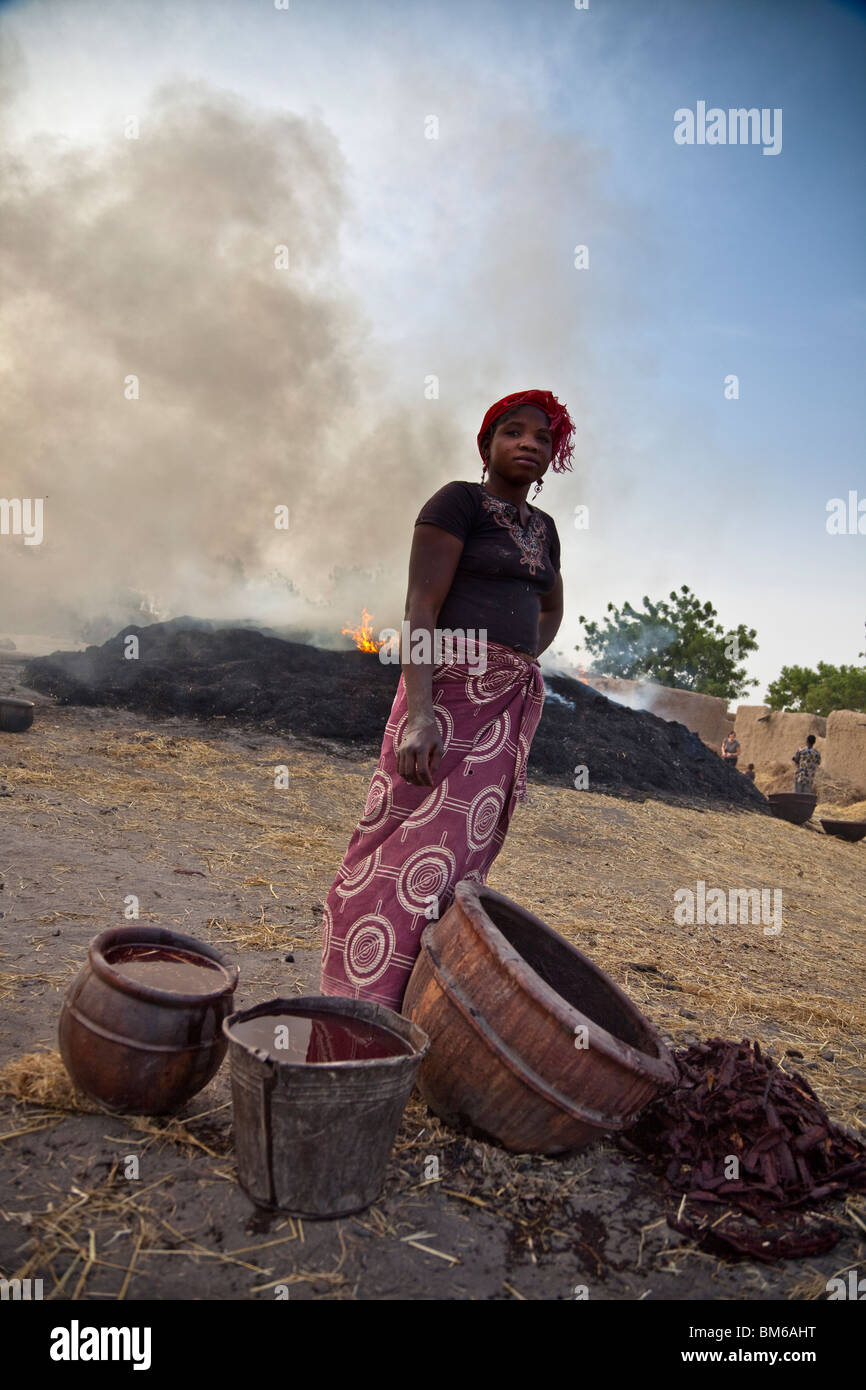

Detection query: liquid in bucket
xmin=105 ymin=944 xmax=227 ymax=994
xmin=228 ymin=1009 xmax=412 ymax=1064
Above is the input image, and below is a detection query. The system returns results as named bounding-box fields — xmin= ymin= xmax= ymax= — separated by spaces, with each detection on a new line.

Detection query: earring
xmin=480 ymin=462 xmax=488 ymax=482
xmin=532 ymin=478 xmax=544 ymax=498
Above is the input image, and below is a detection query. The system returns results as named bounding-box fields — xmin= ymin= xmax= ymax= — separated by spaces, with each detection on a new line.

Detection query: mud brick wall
xmin=823 ymin=708 xmax=866 ymax=788
xmin=733 ymin=706 xmax=827 ymax=768
xmin=587 ymin=675 xmax=734 ymax=751
xmin=733 ymin=704 xmax=866 ymax=799
xmin=647 ymin=685 xmax=734 ymax=752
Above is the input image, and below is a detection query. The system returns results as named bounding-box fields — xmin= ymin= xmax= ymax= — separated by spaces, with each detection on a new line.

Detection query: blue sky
xmin=0 ymin=0 xmax=863 ymax=700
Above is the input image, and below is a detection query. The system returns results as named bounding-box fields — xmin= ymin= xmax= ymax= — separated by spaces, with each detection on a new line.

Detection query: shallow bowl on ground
xmin=767 ymin=792 xmax=817 ymax=825
xmin=819 ymin=818 xmax=866 ymax=843
xmin=59 ymin=927 xmax=239 ymax=1113
xmin=0 ymin=696 xmax=35 ymax=733
xmin=401 ymin=879 xmax=679 ymax=1154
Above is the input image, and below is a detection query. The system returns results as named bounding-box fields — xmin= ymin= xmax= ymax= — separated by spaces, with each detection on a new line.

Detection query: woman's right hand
xmin=396 ymin=714 xmax=444 ymax=788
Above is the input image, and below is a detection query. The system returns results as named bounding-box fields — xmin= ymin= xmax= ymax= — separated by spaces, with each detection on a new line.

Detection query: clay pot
xmin=0 ymin=697 xmax=35 ymax=733
xmin=59 ymin=928 xmax=238 ymax=1114
xmin=820 ymin=818 xmax=866 ymax=843
xmin=402 ymin=879 xmax=678 ymax=1154
xmin=767 ymin=792 xmax=817 ymax=825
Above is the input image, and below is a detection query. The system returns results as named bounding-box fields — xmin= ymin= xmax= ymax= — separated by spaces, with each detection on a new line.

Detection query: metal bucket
xmin=223 ymin=996 xmax=429 ymax=1218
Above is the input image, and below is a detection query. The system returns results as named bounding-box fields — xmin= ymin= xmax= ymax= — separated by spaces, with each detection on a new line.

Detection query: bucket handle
xmin=257 ymin=1059 xmax=278 ymax=1210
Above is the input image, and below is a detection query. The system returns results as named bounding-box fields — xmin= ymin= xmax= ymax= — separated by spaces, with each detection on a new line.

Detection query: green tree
xmin=765 ymin=662 xmax=866 ymax=716
xmin=577 ymin=585 xmax=759 ymax=700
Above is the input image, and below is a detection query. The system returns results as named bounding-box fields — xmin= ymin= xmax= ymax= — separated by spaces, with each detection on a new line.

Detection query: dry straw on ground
xmin=4 ymin=719 xmax=864 ymax=1124
xmin=0 ymin=1048 xmax=105 ymax=1115
xmin=0 ymin=1050 xmax=231 ymax=1158
xmin=0 ymin=1048 xmax=355 ymax=1299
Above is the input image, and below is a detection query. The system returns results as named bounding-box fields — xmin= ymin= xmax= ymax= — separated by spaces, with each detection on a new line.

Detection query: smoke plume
xmin=0 ymin=34 xmax=613 ymax=649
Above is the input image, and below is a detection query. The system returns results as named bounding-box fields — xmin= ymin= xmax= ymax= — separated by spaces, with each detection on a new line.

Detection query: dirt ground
xmin=1 ymin=651 xmax=864 ymax=1301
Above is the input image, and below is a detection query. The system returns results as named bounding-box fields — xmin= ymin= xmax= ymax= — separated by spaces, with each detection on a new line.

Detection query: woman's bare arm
xmin=537 ymin=572 xmax=564 ymax=657
xmin=397 ymin=523 xmax=465 ymax=786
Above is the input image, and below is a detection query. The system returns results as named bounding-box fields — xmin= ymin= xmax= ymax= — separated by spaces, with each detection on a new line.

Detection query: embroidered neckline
xmin=479 ymin=489 xmax=548 ymax=575
xmin=479 ymin=484 xmax=535 ymax=526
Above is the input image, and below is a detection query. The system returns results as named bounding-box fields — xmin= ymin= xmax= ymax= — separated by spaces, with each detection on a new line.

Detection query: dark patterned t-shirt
xmin=414 ymin=481 xmax=561 ymax=658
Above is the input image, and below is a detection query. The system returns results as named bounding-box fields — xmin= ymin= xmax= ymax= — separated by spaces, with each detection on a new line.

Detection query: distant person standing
xmin=721 ymin=731 xmax=741 ymax=768
xmin=792 ymin=734 xmax=821 ymax=794
xmin=744 ymin=763 xmax=756 ymax=782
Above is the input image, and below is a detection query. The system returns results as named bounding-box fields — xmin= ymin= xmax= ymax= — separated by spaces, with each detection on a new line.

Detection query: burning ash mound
xmin=25 ymin=622 xmax=768 ymax=809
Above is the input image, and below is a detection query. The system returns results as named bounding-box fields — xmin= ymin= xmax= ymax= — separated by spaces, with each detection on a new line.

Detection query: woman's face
xmin=485 ymin=405 xmax=554 ymax=488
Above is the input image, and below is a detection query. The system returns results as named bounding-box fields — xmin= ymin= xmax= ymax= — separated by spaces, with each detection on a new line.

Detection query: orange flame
xmin=341 ymin=607 xmax=383 ymax=653
xmin=576 ymin=667 xmax=590 ymax=684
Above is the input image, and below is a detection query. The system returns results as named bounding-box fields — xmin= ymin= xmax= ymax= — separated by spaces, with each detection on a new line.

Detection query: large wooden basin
xmin=401 ymin=880 xmax=678 ymax=1154
xmin=767 ymin=792 xmax=817 ymax=825
xmin=820 ymin=818 xmax=866 ymax=843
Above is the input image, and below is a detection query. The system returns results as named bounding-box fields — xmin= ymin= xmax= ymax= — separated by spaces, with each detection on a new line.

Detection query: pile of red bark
xmin=628 ymin=1037 xmax=866 ymax=1260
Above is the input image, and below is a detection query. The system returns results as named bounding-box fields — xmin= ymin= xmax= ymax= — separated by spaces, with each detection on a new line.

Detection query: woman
xmin=792 ymin=733 xmax=821 ymax=794
xmin=320 ymin=389 xmax=574 ymax=1011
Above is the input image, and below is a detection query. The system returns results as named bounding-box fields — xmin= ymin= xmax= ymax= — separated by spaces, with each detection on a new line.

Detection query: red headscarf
xmin=477 ymin=389 xmax=575 ymax=473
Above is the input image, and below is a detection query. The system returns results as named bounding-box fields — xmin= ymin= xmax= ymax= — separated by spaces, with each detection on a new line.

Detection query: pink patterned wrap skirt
xmin=319 ymin=642 xmax=546 ymax=1011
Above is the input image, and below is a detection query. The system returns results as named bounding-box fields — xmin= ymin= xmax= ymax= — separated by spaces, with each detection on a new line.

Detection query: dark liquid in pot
xmin=105 ymin=944 xmax=227 ymax=994
xmin=228 ymin=1010 xmax=412 ymax=1063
